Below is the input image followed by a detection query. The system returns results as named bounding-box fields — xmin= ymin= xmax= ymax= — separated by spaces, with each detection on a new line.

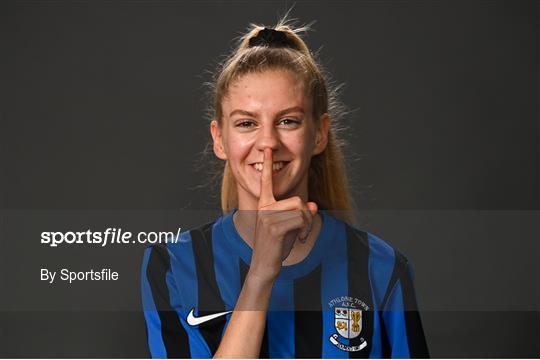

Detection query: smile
xmin=250 ymin=161 xmax=290 ymax=175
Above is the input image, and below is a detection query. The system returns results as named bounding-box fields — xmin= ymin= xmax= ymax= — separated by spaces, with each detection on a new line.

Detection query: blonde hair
xmin=206 ymin=15 xmax=357 ymax=224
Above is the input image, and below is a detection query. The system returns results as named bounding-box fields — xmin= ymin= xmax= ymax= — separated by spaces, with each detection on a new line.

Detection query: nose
xmin=254 ymin=122 xmax=280 ymax=152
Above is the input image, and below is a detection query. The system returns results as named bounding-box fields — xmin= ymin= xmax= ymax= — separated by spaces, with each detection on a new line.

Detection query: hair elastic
xmin=248 ymin=27 xmax=290 ymax=47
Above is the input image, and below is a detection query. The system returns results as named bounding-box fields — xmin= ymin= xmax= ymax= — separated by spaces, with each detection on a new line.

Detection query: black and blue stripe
xmin=141 ymin=210 xmax=429 ymax=358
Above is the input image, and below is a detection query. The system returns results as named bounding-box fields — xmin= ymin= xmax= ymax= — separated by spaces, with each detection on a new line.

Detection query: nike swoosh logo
xmin=186 ymin=308 xmax=232 ymax=326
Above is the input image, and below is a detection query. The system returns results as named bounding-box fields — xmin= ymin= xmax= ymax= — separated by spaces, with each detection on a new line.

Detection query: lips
xmin=250 ymin=161 xmax=290 ymax=175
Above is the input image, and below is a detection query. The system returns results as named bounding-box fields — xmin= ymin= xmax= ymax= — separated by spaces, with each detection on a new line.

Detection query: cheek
xmin=224 ymin=135 xmax=253 ymax=165
xmin=282 ymin=131 xmax=315 ymax=160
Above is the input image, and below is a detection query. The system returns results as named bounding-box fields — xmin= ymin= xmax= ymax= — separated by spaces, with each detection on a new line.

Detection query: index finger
xmin=258 ymin=147 xmax=275 ymax=208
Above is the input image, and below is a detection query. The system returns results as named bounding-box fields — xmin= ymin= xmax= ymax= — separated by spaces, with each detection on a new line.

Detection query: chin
xmin=274 ymin=188 xmax=297 ymax=201
xmin=246 ymin=184 xmax=292 ymax=202
xmin=241 ymin=167 xmax=306 ymax=203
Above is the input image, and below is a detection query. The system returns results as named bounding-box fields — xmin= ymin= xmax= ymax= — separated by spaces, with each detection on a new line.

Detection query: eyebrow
xmin=229 ymin=106 xmax=304 ymax=119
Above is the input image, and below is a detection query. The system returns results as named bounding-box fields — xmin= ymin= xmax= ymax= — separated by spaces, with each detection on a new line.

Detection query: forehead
xmin=223 ymin=69 xmax=309 ymax=116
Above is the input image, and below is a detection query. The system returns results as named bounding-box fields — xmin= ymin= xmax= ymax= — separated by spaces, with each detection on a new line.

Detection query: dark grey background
xmin=1 ymin=0 xmax=538 ymax=358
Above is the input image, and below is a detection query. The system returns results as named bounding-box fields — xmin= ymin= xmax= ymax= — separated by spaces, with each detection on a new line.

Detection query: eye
xmin=278 ymin=118 xmax=301 ymax=127
xmin=236 ymin=120 xmax=255 ymax=128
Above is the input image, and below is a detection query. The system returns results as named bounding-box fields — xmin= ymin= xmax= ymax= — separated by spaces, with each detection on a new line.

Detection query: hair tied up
xmin=205 ymin=14 xmax=357 ymax=224
xmin=248 ymin=28 xmax=291 ymax=48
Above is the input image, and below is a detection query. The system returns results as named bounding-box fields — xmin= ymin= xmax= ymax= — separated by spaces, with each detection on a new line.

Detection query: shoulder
xmin=142 ymin=219 xmax=220 ymax=269
xmin=334 ymin=216 xmax=410 ymax=268
xmin=329 ymin=214 xmax=413 ymax=306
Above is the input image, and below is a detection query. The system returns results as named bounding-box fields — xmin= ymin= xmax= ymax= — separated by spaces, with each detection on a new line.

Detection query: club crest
xmin=328 ymin=296 xmax=369 ymax=352
xmin=334 ymin=306 xmax=362 ymax=338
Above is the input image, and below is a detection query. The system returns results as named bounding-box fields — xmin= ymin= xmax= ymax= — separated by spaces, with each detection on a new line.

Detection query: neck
xmin=232 ymin=210 xmax=258 ymax=247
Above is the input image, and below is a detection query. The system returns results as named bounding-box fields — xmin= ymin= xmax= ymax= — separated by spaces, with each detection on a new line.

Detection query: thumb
xmin=307 ymin=202 xmax=318 ymax=217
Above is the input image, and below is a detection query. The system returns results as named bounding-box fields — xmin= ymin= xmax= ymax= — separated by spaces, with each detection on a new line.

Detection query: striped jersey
xmin=141 ymin=209 xmax=430 ymax=358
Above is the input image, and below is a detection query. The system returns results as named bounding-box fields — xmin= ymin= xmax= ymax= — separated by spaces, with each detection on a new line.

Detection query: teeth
xmin=272 ymin=162 xmax=284 ymax=171
xmin=253 ymin=162 xmax=285 ymax=172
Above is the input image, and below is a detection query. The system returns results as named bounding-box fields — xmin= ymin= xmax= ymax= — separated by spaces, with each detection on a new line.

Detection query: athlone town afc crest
xmin=328 ymin=296 xmax=369 ymax=352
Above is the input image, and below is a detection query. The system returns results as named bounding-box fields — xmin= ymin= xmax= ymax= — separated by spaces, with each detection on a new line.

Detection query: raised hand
xmin=248 ymin=148 xmax=318 ymax=283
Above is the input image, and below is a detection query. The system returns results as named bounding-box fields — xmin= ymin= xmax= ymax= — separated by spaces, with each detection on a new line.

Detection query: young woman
xmin=141 ymin=17 xmax=429 ymax=359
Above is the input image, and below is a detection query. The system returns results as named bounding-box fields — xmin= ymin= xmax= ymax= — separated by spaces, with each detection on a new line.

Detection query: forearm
xmin=214 ymin=272 xmax=274 ymax=358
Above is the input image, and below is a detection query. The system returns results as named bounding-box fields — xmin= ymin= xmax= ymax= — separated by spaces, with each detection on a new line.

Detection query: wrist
xmin=245 ymin=269 xmax=276 ymax=291
xmin=234 ymin=270 xmax=274 ymax=311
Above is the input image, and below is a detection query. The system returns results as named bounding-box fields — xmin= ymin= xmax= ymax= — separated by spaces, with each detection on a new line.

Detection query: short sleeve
xmin=380 ymin=252 xmax=430 ymax=358
xmin=141 ymin=245 xmax=211 ymax=359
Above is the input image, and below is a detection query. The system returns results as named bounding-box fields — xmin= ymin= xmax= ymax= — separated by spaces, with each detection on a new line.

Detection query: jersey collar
xmin=220 ymin=208 xmax=334 ymax=281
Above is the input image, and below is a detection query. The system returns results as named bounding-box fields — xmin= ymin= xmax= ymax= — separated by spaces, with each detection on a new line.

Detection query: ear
xmin=210 ymin=120 xmax=228 ymax=160
xmin=313 ymin=113 xmax=330 ymax=155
